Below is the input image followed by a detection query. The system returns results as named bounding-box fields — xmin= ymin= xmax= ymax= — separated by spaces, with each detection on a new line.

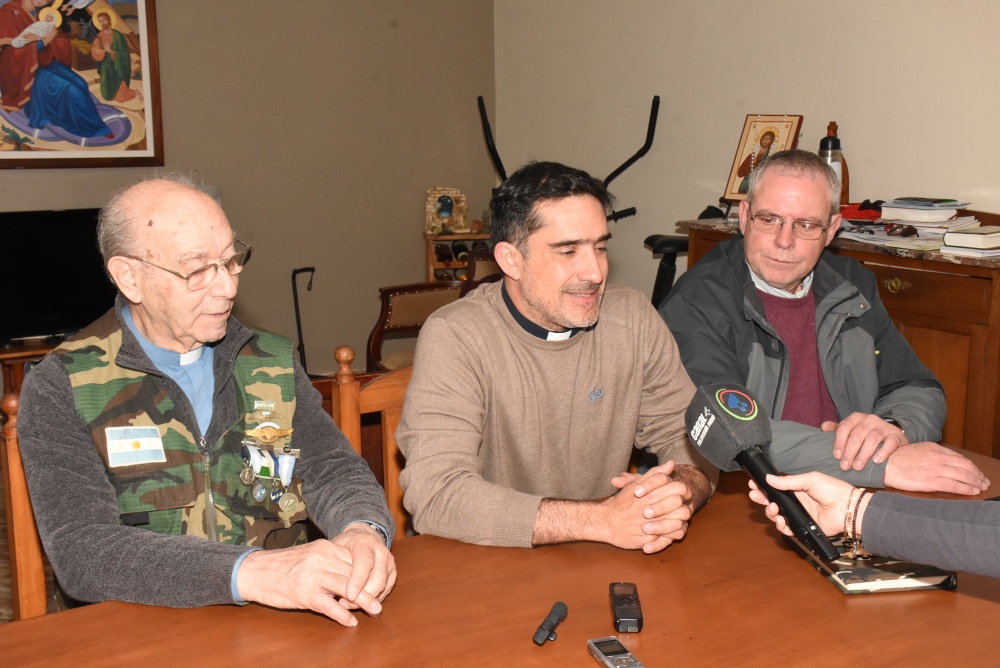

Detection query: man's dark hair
xmin=489 ymin=161 xmax=614 ymax=252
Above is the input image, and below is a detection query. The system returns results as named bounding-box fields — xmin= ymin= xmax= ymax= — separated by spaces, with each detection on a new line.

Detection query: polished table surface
xmin=3 ymin=456 xmax=1000 ymax=666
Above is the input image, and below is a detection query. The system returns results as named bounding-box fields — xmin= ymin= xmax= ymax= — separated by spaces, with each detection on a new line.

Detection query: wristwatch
xmin=346 ymin=520 xmax=389 ymax=545
xmin=883 ymin=417 xmax=905 ymax=437
xmin=366 ymin=522 xmax=390 ymax=546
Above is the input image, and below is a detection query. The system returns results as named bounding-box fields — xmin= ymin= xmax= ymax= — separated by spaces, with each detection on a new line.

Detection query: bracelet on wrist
xmin=845 ymin=486 xmax=864 ymax=540
xmin=844 ymin=488 xmax=871 ymax=559
xmin=852 ymin=489 xmax=870 ymax=542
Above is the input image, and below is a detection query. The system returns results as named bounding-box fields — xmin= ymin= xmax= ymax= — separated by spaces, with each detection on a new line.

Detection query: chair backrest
xmin=330 ymin=346 xmax=412 ymax=542
xmin=459 ymin=249 xmax=502 ymax=296
xmin=644 ymin=234 xmax=690 ymax=311
xmin=1 ymin=392 xmax=47 ymax=620
xmin=465 ymin=249 xmax=500 ymax=281
xmin=366 ymin=280 xmax=464 ymax=372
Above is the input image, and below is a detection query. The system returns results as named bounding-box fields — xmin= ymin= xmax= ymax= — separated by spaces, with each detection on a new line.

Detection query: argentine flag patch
xmin=105 ymin=426 xmax=167 ymax=467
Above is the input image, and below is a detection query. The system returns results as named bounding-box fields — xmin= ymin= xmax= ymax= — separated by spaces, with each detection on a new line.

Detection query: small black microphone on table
xmin=532 ymin=601 xmax=568 ymax=646
xmin=684 ymin=382 xmax=841 ymax=562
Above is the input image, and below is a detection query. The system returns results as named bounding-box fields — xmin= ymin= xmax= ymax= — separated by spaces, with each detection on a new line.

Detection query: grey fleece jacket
xmin=662 ymin=234 xmax=946 ymax=487
xmin=865 ymin=492 xmax=1000 ymax=578
xmin=18 ymin=302 xmax=393 ymax=607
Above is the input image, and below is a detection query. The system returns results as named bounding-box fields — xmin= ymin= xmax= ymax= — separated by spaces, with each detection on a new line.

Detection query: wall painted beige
xmin=494 ymin=0 xmax=1000 ymax=297
xmin=3 ymin=1 xmax=496 ymax=374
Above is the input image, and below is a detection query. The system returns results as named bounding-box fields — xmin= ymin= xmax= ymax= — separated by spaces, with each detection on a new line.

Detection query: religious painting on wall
xmin=0 ymin=0 xmax=161 ymax=168
xmin=724 ymin=114 xmax=802 ymax=201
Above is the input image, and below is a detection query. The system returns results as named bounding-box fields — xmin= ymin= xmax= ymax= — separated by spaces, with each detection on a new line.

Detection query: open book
xmin=788 ymin=534 xmax=957 ymax=594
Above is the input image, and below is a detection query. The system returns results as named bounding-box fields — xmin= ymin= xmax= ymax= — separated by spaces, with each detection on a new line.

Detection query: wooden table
xmin=3 ymin=453 xmax=1000 ymax=665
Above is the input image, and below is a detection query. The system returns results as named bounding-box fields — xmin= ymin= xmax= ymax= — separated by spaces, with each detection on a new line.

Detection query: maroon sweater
xmin=758 ymin=289 xmax=838 ymax=427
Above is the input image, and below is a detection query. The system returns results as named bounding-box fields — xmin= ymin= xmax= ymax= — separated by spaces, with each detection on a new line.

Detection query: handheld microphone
xmin=684 ymin=383 xmax=841 ymax=562
xmin=532 ymin=601 xmax=568 ymax=646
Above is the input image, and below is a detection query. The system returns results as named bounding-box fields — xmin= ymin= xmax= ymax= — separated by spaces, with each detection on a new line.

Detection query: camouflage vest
xmin=56 ymin=316 xmax=309 ymax=548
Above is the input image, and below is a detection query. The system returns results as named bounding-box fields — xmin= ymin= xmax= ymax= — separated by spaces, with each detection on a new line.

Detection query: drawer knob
xmin=883 ymin=277 xmax=912 ymax=294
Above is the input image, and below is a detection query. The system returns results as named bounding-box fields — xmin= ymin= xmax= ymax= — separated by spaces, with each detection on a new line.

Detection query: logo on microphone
xmin=715 ymin=388 xmax=757 ymax=420
xmin=689 ymin=406 xmax=715 ymax=445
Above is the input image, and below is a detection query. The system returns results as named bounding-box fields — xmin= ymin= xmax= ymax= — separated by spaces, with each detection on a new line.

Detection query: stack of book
xmin=884 ymin=236 xmax=946 ymax=252
xmin=876 ymin=198 xmax=979 ymax=253
xmin=942 ymin=226 xmax=1000 ymax=257
xmin=880 ymin=197 xmax=971 ymax=222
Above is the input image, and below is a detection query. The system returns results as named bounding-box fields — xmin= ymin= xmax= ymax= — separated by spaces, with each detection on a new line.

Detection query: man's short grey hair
xmin=745 ymin=149 xmax=841 ymax=217
xmin=97 ymin=172 xmax=204 ymax=264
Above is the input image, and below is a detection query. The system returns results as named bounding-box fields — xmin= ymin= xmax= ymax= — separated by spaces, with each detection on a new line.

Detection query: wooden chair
xmin=2 ymin=392 xmax=47 ymax=620
xmin=366 ymin=280 xmax=464 ymax=372
xmin=459 ymin=248 xmax=502 ymax=296
xmin=330 ymin=346 xmax=412 ymax=542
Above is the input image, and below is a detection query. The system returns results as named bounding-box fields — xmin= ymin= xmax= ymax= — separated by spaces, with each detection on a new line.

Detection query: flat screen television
xmin=2 ymin=208 xmax=117 ymax=345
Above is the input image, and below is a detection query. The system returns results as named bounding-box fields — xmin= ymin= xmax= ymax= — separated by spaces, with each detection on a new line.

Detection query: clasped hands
xmin=237 ymin=522 xmax=396 ymax=626
xmin=604 ymin=460 xmax=694 ymax=554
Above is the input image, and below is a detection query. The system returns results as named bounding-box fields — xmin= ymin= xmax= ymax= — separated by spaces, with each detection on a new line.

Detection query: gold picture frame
xmin=724 ymin=114 xmax=802 ymax=201
xmin=0 ymin=0 xmax=162 ymax=168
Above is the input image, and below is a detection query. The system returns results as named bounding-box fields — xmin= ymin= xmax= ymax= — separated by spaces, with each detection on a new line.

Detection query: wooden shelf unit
xmin=424 ymin=233 xmax=490 ymax=281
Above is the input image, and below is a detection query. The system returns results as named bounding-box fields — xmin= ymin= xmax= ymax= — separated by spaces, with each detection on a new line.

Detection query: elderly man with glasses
xmin=17 ymin=175 xmax=396 ymax=625
xmin=661 ymin=149 xmax=989 ymax=495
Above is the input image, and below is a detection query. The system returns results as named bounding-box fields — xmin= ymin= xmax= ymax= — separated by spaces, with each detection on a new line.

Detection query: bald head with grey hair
xmin=746 ymin=149 xmax=841 ymax=217
xmin=97 ymin=172 xmax=207 ymax=266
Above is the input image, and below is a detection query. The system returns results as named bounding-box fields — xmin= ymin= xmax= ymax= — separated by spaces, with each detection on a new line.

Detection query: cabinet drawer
xmin=865 ymin=263 xmax=992 ymax=324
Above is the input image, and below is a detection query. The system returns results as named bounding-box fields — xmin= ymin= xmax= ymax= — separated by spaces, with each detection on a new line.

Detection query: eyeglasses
xmin=128 ymin=239 xmax=253 ymax=290
xmin=748 ymin=211 xmax=830 ymax=240
xmin=842 ymin=224 xmax=875 ymax=235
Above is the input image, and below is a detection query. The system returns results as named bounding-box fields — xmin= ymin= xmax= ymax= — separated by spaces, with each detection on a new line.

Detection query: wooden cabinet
xmin=425 ymin=233 xmax=490 ymax=281
xmin=1 ymin=342 xmax=56 ymax=395
xmin=683 ymin=220 xmax=1000 ymax=457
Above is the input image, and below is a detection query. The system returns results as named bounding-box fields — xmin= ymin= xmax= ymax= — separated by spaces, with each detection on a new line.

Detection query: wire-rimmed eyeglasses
xmin=128 ymin=239 xmax=253 ymax=291
xmin=748 ymin=210 xmax=830 ymax=240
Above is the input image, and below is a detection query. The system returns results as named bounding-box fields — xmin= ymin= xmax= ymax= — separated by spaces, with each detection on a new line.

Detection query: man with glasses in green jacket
xmin=18 ymin=175 xmax=395 ymax=625
xmin=661 ymin=149 xmax=988 ymax=496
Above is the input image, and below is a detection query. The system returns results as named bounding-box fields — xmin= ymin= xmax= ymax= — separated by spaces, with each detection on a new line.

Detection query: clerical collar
xmin=747 ymin=263 xmax=813 ymax=299
xmin=501 ymin=282 xmax=579 ymax=340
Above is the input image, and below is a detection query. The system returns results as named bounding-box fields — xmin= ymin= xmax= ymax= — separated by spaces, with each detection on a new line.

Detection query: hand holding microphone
xmin=748 ymin=472 xmax=859 ymax=537
xmin=684 ymin=383 xmax=841 ymax=562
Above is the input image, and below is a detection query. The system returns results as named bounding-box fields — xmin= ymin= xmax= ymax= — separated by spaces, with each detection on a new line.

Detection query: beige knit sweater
xmin=397 ymin=281 xmax=717 ymax=547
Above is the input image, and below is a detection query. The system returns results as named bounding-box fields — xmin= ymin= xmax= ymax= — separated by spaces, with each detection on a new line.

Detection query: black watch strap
xmin=883 ymin=417 xmax=905 ymax=436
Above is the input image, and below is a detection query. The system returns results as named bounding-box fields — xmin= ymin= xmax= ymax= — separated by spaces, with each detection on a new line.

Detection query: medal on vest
xmin=243 ymin=407 xmax=300 ymax=511
xmin=239 ymin=466 xmax=256 ymax=486
xmin=240 ymin=445 xmax=259 ymax=486
xmin=243 ymin=442 xmax=298 ymax=510
xmin=241 ymin=443 xmax=278 ymax=479
xmin=270 ymin=482 xmax=299 ymax=511
xmin=248 ymin=400 xmax=286 ymax=424
xmin=269 ymin=478 xmax=299 ymax=513
xmin=278 ymin=492 xmax=299 ymax=513
xmin=245 ymin=421 xmax=294 ymax=446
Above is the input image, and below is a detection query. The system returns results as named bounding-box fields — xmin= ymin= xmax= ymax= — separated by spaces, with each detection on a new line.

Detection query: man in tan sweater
xmin=397 ymin=161 xmax=717 ymax=552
